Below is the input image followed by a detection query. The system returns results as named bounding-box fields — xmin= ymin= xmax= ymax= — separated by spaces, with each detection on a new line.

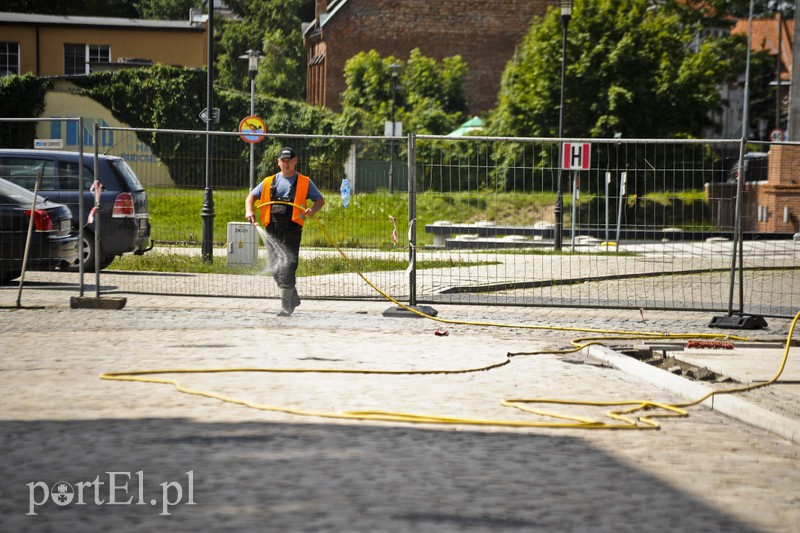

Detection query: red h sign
xmin=561 ymin=142 xmax=591 ymax=170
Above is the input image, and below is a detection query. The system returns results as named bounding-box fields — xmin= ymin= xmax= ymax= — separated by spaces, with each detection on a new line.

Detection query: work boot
xmin=292 ymin=287 xmax=300 ymax=308
xmin=277 ymin=288 xmax=295 ymax=317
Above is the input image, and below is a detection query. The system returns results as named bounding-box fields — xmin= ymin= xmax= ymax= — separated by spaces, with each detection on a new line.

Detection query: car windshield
xmin=0 ymin=177 xmax=46 ymax=205
xmin=110 ymin=159 xmax=145 ymax=191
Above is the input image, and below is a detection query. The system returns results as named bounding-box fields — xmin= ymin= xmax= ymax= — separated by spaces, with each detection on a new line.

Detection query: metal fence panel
xmin=92 ymin=127 xmax=411 ymax=300
xmin=2 ymin=119 xmax=798 ymax=318
xmin=413 ymin=136 xmax=799 ymax=317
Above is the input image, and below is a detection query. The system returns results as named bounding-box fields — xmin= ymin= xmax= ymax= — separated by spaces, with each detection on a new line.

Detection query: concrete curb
xmin=586 ymin=344 xmax=800 ymax=446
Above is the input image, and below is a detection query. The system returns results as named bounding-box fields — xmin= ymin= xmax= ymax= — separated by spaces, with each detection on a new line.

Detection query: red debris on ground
xmin=685 ymin=340 xmax=734 ymax=350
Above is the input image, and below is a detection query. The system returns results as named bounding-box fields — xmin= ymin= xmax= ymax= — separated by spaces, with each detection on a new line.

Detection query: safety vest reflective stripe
xmin=259 ymin=173 xmax=311 ymax=227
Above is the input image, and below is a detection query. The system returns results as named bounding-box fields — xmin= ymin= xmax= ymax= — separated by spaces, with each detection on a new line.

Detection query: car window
xmin=110 ymin=159 xmax=144 ymax=191
xmin=0 ymin=177 xmax=43 ymax=204
xmin=58 ymin=160 xmax=94 ymax=190
xmin=0 ymin=158 xmax=56 ymax=190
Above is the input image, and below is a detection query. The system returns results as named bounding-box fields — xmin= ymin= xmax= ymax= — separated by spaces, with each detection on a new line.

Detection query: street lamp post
xmin=201 ymin=0 xmax=215 ymax=263
xmin=554 ymin=0 xmax=572 ymax=251
xmin=239 ymin=49 xmax=266 ymax=191
xmin=389 ymin=63 xmax=401 ymax=194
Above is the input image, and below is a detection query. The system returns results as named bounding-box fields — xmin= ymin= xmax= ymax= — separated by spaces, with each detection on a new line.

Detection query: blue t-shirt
xmin=250 ymin=172 xmax=323 ymax=202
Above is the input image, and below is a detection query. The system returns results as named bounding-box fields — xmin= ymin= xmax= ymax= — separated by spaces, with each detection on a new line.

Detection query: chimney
xmin=316 ymin=0 xmax=327 ymax=23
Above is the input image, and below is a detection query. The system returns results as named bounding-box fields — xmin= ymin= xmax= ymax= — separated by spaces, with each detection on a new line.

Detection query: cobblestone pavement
xmin=1 ymin=287 xmax=799 ymax=532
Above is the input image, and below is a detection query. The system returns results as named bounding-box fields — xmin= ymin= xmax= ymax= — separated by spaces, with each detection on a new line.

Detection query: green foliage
xmin=491 ymin=0 xmax=745 ymax=139
xmin=0 ymin=75 xmax=52 ymax=148
xmin=73 ymin=65 xmax=205 ymax=130
xmin=487 ymin=0 xmax=762 ymax=191
xmin=135 ymin=0 xmax=204 ymax=20
xmin=108 ymin=248 xmax=490 ymax=276
xmin=71 ymin=65 xmax=342 ymax=187
xmin=2 ymin=0 xmax=138 ymax=16
xmin=340 ymin=49 xmax=468 ymax=136
xmin=700 ymin=0 xmax=794 ymax=18
xmin=215 ymin=0 xmax=312 ymax=98
xmin=143 ymin=187 xmax=710 ymax=256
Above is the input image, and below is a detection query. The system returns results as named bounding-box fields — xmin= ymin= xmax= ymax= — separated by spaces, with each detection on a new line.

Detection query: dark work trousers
xmin=264 ymin=215 xmax=303 ymax=289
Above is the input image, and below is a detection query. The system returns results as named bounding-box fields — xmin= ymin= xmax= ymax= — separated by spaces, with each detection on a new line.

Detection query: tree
xmin=339 ymin=49 xmax=468 ymax=136
xmin=0 ymin=74 xmax=52 ymax=148
xmin=700 ymin=0 xmax=794 ymax=18
xmin=2 ymin=0 xmax=138 ymax=16
xmin=215 ymin=0 xmax=313 ymax=99
xmin=490 ymin=0 xmax=747 ymax=139
xmin=72 ymin=65 xmax=342 ymax=187
xmin=135 ymin=0 xmax=204 ymax=20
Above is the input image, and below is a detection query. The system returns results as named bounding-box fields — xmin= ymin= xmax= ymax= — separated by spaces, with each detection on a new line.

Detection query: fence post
xmin=383 ymin=133 xmax=437 ymax=318
xmin=709 ymin=137 xmax=766 ymax=329
xmin=69 ymin=120 xmax=126 ymax=309
xmin=729 ymin=138 xmax=746 ymax=316
xmin=408 ymin=133 xmax=417 ymax=307
xmin=201 ymin=0 xmax=215 ymax=264
xmin=92 ymin=121 xmax=102 ymax=296
xmin=78 ymin=119 xmax=86 ymax=296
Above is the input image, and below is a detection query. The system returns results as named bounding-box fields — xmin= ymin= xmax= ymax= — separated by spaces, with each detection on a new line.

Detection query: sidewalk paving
xmin=1 ymin=285 xmax=799 ymax=532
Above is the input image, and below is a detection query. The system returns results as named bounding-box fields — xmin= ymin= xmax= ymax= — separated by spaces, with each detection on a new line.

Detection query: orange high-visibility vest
xmin=259 ymin=173 xmax=311 ymax=227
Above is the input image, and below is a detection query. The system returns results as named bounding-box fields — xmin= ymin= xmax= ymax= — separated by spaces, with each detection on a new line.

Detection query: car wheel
xmin=67 ymin=232 xmax=101 ymax=272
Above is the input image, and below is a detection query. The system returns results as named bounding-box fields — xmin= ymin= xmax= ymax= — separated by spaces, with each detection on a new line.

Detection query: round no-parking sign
xmin=769 ymin=128 xmax=784 ymax=142
xmin=239 ymin=116 xmax=267 ymax=144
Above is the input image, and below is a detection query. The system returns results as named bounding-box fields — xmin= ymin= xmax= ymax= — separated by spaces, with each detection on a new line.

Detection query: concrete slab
xmin=678 ymin=346 xmax=800 ymax=384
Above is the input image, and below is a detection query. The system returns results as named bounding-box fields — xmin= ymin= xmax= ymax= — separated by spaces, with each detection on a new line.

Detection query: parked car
xmin=0 ymin=149 xmax=151 ymax=270
xmin=0 ymin=177 xmax=79 ymax=284
xmin=728 ymin=152 xmax=769 ymax=183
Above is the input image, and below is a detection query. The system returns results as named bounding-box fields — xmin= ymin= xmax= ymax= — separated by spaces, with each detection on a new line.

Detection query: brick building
xmin=303 ymin=0 xmax=550 ymax=114
xmin=706 ymin=145 xmax=800 ymax=235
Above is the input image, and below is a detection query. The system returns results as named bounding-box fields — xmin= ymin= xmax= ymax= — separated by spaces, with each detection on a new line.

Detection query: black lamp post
xmin=239 ymin=49 xmax=266 ymax=190
xmin=389 ymin=63 xmax=401 ymax=194
xmin=554 ymin=0 xmax=572 ymax=251
xmin=201 ymin=0 xmax=215 ymax=263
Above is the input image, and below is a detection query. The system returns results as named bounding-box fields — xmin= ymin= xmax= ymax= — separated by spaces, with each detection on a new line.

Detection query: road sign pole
xmin=570 ymin=171 xmax=578 ymax=251
xmin=249 ymin=78 xmax=256 ymax=191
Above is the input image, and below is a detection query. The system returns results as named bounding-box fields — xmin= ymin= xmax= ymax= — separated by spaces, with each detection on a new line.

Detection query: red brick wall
xmin=311 ymin=0 xmax=550 ymax=114
xmin=760 ymin=145 xmax=800 ymax=233
xmin=705 ymin=145 xmax=800 ymax=234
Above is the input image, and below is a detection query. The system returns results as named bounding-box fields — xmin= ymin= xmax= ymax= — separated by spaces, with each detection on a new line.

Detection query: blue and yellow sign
xmin=239 ymin=116 xmax=267 ymax=144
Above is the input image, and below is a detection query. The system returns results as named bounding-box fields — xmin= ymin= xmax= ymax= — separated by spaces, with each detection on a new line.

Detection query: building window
xmin=0 ymin=42 xmax=20 ymax=77
xmin=64 ymin=44 xmax=110 ymax=75
xmin=88 ymin=45 xmax=110 ymax=66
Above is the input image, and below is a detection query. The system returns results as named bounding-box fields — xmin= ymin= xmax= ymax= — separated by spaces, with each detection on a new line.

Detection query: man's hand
xmin=245 ymin=194 xmax=258 ymax=225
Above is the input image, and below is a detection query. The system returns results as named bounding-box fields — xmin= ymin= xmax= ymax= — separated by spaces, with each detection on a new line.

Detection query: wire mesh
xmin=413 ymin=135 xmax=799 ymax=317
xmin=1 ymin=119 xmax=798 ymax=317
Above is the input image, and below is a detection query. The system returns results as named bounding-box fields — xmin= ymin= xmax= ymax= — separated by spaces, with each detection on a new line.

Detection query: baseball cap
xmin=278 ymin=147 xmax=296 ymax=159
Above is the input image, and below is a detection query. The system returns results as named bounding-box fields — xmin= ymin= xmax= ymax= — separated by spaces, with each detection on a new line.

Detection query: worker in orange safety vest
xmin=245 ymin=146 xmax=325 ymax=316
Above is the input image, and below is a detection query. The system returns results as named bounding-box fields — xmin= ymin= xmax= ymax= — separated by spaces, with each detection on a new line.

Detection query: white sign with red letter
xmin=561 ymin=142 xmax=591 ymax=170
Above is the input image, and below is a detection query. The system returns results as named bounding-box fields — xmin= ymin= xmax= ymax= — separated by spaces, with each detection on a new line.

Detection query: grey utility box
xmin=227 ymin=222 xmax=258 ymax=266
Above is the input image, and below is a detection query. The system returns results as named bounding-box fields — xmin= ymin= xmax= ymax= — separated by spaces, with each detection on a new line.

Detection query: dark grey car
xmin=0 ymin=149 xmax=151 ymax=270
xmin=0 ymin=177 xmax=79 ymax=284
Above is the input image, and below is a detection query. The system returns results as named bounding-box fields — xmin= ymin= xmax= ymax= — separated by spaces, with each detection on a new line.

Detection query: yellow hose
xmin=100 ymin=201 xmax=799 ymax=430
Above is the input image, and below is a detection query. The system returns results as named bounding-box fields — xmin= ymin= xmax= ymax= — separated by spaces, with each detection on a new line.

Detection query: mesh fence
xmin=1 ymin=119 xmax=798 ymax=317
xmin=414 ymin=136 xmax=799 ymax=317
